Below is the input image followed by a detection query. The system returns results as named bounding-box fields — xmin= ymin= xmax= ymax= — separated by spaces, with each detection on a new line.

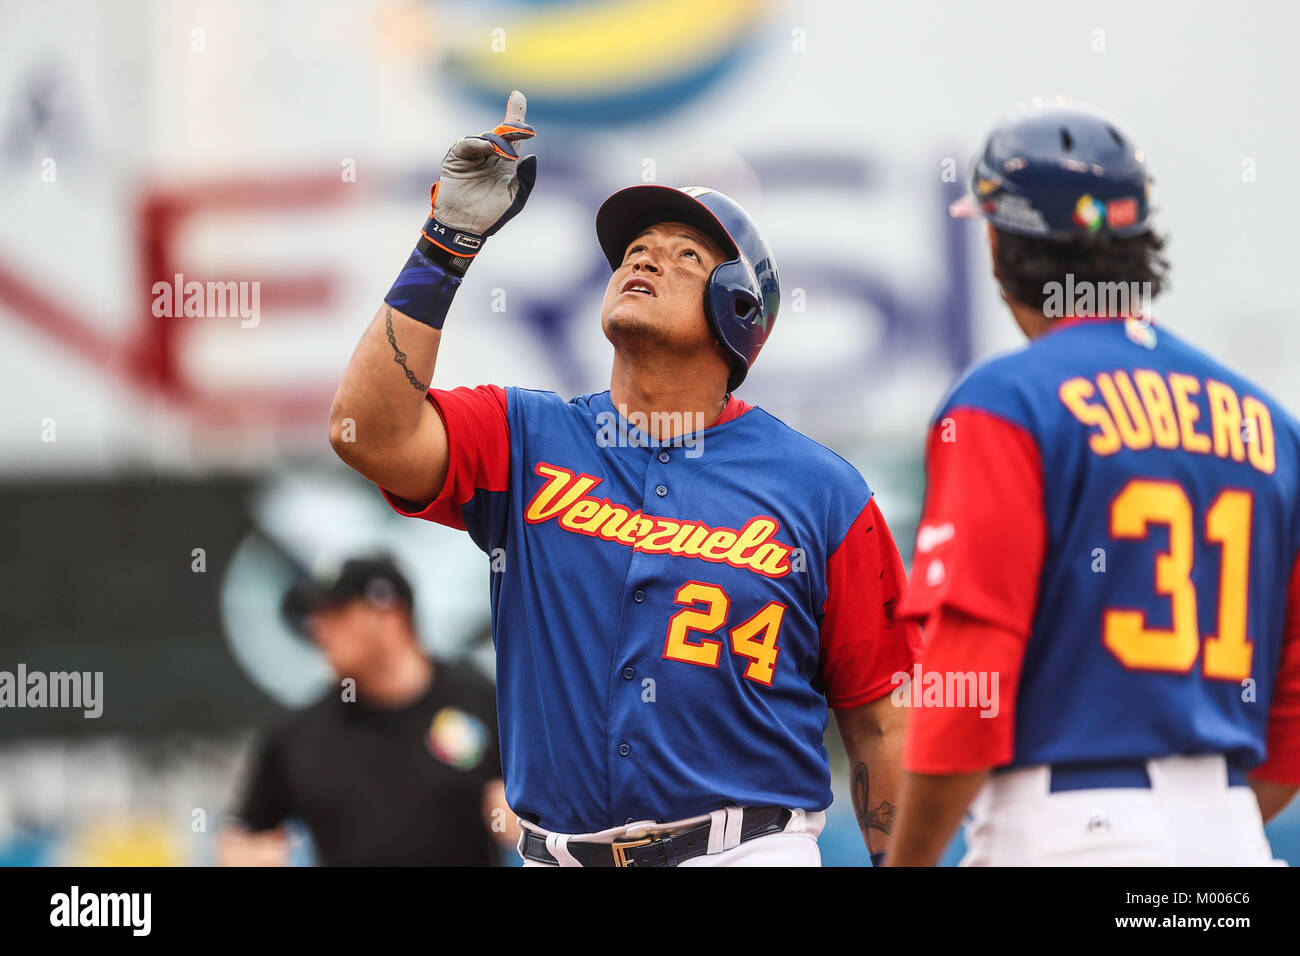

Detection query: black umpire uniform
xmin=230 ymin=558 xmax=503 ymax=866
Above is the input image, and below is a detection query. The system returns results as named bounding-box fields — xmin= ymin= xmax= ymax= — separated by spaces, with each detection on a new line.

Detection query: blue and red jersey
xmin=900 ymin=317 xmax=1300 ymax=783
xmin=383 ymin=386 xmax=918 ymax=831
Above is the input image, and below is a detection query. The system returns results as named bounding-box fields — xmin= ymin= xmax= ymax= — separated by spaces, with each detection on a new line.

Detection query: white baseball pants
xmin=961 ymin=755 xmax=1280 ymax=866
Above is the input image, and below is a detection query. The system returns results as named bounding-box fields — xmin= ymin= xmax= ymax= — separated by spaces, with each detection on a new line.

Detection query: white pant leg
xmin=681 ymin=811 xmax=824 ymax=866
xmin=1147 ymin=756 xmax=1277 ymax=866
xmin=962 ymin=756 xmax=1280 ymax=866
xmin=678 ymin=831 xmax=821 ymax=866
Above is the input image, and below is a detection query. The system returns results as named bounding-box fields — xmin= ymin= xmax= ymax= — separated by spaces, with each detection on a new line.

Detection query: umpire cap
xmin=281 ymin=555 xmax=415 ymax=636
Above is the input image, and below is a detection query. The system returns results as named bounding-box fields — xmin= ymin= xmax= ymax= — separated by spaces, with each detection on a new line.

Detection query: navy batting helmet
xmin=596 ymin=185 xmax=779 ymax=392
xmin=950 ymin=102 xmax=1152 ymax=239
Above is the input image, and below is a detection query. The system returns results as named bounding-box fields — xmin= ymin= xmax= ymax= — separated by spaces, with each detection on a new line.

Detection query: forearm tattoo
xmin=385 ymin=306 xmax=428 ymax=392
xmin=851 ymin=761 xmax=896 ymax=852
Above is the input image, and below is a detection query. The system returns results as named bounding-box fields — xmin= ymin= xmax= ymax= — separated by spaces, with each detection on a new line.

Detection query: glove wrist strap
xmin=417 ymin=215 xmax=483 ymax=276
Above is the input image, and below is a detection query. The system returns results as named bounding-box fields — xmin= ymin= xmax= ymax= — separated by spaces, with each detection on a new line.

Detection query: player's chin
xmin=603 ymin=301 xmax=667 ymax=343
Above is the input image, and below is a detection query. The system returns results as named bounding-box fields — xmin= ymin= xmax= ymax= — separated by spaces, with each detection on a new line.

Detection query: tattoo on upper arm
xmin=385 ymin=305 xmax=429 ymax=392
xmin=851 ymin=761 xmax=896 ymax=852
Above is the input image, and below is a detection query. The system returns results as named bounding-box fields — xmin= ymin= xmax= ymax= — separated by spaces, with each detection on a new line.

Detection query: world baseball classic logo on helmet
xmin=952 ymin=102 xmax=1152 ymax=240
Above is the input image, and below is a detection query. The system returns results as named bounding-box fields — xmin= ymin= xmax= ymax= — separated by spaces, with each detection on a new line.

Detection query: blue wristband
xmin=384 ymin=247 xmax=462 ymax=330
xmin=870 ymin=852 xmax=886 ymax=867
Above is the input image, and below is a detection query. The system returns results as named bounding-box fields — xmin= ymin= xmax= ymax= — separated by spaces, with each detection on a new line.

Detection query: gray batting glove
xmin=417 ymin=90 xmax=537 ymax=271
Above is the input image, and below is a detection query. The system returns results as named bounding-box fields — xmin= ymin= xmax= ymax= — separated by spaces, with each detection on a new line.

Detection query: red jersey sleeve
xmin=1252 ymin=549 xmax=1300 ymax=786
xmin=898 ymin=407 xmax=1047 ymax=635
xmin=895 ymin=407 xmax=1045 ymax=772
xmin=382 ymin=384 xmax=509 ymax=530
xmin=903 ymin=609 xmax=1028 ymax=773
xmin=818 ymin=498 xmax=920 ymax=709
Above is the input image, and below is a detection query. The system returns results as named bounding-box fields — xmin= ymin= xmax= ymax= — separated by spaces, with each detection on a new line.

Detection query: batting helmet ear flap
xmin=706 ymin=258 xmax=771 ymax=392
xmin=703 ymin=280 xmax=743 ymax=391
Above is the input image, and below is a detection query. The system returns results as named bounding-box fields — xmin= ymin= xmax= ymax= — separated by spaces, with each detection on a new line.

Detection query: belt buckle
xmin=610 ymin=833 xmax=657 ymax=868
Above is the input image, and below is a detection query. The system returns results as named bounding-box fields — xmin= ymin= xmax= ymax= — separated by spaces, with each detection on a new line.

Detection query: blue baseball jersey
xmin=383 ymin=386 xmax=917 ymax=832
xmin=901 ymin=317 xmax=1300 ymax=779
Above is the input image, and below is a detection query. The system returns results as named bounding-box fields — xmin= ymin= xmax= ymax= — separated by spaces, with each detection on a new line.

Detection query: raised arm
xmin=329 ymin=91 xmax=536 ymax=503
xmin=330 ymin=308 xmax=448 ymax=503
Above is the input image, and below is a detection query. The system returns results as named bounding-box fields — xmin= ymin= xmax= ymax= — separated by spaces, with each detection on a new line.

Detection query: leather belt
xmin=521 ymin=807 xmax=792 ymax=867
xmin=1039 ymin=758 xmax=1249 ymax=793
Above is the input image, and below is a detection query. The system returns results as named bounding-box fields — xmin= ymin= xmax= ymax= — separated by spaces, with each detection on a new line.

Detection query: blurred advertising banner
xmin=0 ymin=478 xmax=277 ymax=738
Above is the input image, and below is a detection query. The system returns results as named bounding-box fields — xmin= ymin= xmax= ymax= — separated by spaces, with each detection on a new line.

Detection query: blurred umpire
xmin=219 ymin=556 xmax=516 ymax=866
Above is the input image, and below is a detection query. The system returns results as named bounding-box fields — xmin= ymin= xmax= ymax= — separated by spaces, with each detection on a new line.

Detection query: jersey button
xmin=618 ymin=743 xmax=632 ymax=757
xmin=658 ymin=450 xmax=671 ymax=464
xmin=655 ymin=485 xmax=668 ymax=497
xmin=622 ymin=666 xmax=635 ymax=680
xmin=633 ymin=589 xmax=645 ymax=603
xmin=625 ymin=817 xmax=637 ymax=826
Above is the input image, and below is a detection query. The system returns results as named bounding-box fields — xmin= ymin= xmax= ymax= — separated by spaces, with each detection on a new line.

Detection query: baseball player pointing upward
xmin=330 ymin=92 xmax=919 ymax=866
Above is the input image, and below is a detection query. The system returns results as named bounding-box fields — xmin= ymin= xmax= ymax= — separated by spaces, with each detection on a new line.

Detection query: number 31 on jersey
xmin=1104 ymin=479 xmax=1253 ymax=680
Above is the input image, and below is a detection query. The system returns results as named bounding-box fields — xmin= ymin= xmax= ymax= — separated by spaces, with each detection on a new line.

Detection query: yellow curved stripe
xmin=70 ymin=818 xmax=183 ymax=866
xmin=454 ymin=0 xmax=769 ymax=93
